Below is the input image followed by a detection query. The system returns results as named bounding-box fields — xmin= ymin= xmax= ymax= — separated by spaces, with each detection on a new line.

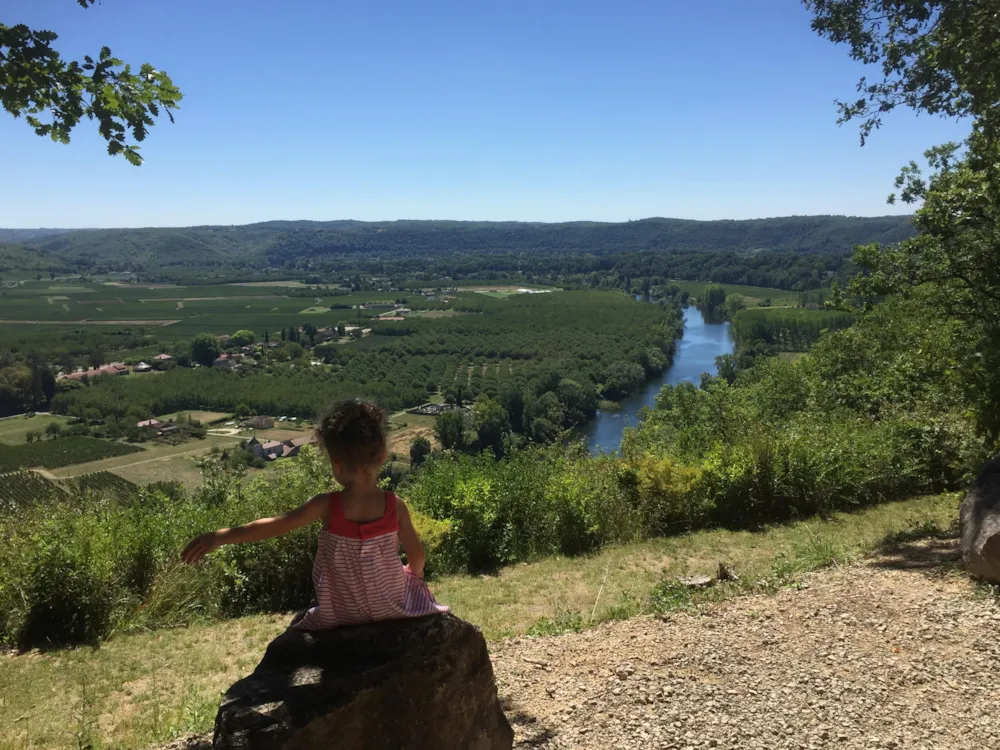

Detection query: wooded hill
xmin=2 ymin=215 xmax=914 ymax=275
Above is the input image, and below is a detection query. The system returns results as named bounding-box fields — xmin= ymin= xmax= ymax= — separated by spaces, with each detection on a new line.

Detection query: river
xmin=581 ymin=306 xmax=734 ymax=454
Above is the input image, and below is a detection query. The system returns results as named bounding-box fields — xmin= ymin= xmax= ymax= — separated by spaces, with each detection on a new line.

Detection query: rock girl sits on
xmin=182 ymin=400 xmax=447 ymax=628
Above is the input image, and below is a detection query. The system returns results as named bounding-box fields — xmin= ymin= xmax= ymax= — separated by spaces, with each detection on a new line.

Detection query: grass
xmin=109 ymin=455 xmax=209 ymax=490
xmin=0 ymin=493 xmax=961 ymax=750
xmin=0 ymin=414 xmax=72 ymax=446
xmin=156 ymin=411 xmax=231 ymax=425
xmin=435 ymin=493 xmax=961 ymax=638
xmin=47 ymin=435 xmax=242 ymax=479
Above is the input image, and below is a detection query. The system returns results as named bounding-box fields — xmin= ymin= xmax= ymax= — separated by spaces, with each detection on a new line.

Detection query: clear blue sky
xmin=0 ymin=0 xmax=969 ymax=227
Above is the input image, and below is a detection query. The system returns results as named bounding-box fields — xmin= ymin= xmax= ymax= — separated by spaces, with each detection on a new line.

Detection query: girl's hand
xmin=182 ymin=532 xmax=220 ymax=564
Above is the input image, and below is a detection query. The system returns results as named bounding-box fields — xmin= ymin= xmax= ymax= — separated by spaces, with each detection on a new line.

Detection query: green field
xmin=669 ymin=280 xmax=801 ymax=305
xmin=0 ymin=437 xmax=143 ymax=473
xmin=0 ymin=281 xmax=480 ymax=352
xmin=47 ymin=434 xmax=243 ymax=480
xmin=0 ymin=414 xmax=72 ymax=445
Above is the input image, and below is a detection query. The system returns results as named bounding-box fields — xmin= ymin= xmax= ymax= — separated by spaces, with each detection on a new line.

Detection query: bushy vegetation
xmin=0 ymin=436 xmax=142 ymax=473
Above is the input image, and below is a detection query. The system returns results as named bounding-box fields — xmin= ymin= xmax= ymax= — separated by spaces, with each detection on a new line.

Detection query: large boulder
xmin=960 ymin=454 xmax=1000 ymax=583
xmin=214 ymin=613 xmax=513 ymax=750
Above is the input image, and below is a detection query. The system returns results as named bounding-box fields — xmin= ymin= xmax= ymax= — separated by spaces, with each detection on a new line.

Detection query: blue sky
xmin=1 ymin=0 xmax=969 ymax=227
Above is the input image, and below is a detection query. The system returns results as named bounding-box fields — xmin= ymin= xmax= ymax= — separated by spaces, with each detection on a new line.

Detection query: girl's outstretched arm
xmin=181 ymin=493 xmax=328 ymax=564
xmin=396 ymin=499 xmax=426 ymax=579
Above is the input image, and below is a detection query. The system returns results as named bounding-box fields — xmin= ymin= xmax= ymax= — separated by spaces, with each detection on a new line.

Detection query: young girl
xmin=181 ymin=400 xmax=447 ymax=629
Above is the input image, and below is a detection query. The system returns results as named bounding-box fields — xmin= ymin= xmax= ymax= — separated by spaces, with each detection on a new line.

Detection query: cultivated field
xmin=46 ymin=434 xmax=243 ymax=480
xmin=0 ymin=414 xmax=72 ymax=444
xmin=669 ymin=280 xmax=800 ymax=305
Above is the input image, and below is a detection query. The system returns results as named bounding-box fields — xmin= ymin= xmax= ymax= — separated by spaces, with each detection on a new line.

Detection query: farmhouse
xmin=136 ymin=419 xmax=161 ymax=429
xmin=153 ymin=353 xmax=173 ymax=361
xmin=134 ymin=362 xmax=152 ymax=373
xmin=247 ymin=434 xmax=316 ymax=461
xmin=213 ymin=354 xmax=238 ymax=370
xmin=61 ymin=362 xmax=130 ymax=381
xmin=217 ymin=334 xmax=232 ymax=347
xmin=248 ymin=415 xmax=274 ymax=429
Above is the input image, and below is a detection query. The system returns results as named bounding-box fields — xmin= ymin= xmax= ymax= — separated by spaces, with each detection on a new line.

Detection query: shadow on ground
xmin=869 ymin=531 xmax=962 ymax=573
xmin=501 ymin=697 xmax=558 ymax=748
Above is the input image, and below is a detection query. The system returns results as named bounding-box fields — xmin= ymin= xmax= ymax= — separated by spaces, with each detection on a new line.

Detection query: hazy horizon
xmin=1 ymin=212 xmax=915 ymax=233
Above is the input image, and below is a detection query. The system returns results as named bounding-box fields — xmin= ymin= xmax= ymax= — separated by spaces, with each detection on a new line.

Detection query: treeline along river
xmin=583 ymin=306 xmax=735 ymax=453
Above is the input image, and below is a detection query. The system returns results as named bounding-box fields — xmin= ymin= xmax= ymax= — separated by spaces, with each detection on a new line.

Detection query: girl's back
xmin=295 ymin=491 xmax=447 ymax=630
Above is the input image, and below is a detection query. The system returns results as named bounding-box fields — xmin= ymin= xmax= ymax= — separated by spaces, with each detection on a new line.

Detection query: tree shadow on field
xmin=868 ymin=520 xmax=962 ymax=574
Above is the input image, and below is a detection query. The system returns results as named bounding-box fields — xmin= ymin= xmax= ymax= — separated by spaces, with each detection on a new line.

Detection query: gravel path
xmin=492 ymin=539 xmax=1000 ymax=750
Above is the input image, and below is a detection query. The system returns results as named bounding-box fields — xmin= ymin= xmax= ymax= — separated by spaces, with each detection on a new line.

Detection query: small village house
xmin=246 ymin=434 xmax=316 ymax=461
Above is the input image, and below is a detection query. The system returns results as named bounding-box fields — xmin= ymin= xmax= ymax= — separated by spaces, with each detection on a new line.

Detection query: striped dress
xmin=294 ymin=491 xmax=448 ymax=630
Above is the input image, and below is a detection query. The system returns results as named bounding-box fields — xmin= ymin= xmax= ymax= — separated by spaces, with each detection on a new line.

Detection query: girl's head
xmin=316 ymin=400 xmax=388 ymax=487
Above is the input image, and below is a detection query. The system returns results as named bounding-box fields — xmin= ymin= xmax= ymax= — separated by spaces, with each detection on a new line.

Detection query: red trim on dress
xmin=326 ymin=491 xmax=399 ymax=540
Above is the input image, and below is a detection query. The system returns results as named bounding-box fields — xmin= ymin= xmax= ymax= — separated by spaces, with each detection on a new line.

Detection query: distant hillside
xmin=0 ymin=228 xmax=79 ymax=243
xmin=2 ymin=215 xmax=915 ymax=275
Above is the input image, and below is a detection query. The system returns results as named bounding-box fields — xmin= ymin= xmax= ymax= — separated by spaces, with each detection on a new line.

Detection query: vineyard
xmin=0 ymin=470 xmax=66 ymax=512
xmin=67 ymin=472 xmax=140 ymax=504
xmin=0 ymin=437 xmax=144 ymax=473
xmin=731 ymin=308 xmax=856 ymax=352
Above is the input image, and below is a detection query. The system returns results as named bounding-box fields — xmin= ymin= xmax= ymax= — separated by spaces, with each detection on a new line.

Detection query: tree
xmin=435 ymin=409 xmax=466 ymax=451
xmin=234 ymin=403 xmax=250 ymax=419
xmin=804 ymin=0 xmax=1000 ymax=144
xmin=807 ymin=0 xmax=1000 ymax=439
xmin=500 ymin=388 xmax=525 ymax=433
xmin=336 ymin=321 xmax=347 ymax=337
xmin=1 ymin=1 xmax=182 ymax=165
xmin=88 ymin=347 xmax=104 ymax=369
xmin=172 ymin=340 xmax=193 ymax=367
xmin=190 ymin=333 xmax=222 ymax=367
xmin=409 ymin=435 xmax=431 ymax=466
xmin=25 ymin=430 xmax=35 ymax=443
xmin=264 ymin=329 xmax=270 ymax=345
xmin=724 ymin=294 xmax=747 ymax=318
xmin=45 ymin=421 xmax=62 ymax=439
xmin=231 ymin=329 xmax=255 ymax=347
xmin=472 ymin=396 xmax=510 ymax=458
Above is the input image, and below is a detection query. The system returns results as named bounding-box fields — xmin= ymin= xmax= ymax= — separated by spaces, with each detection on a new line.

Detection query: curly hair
xmin=315 ymin=400 xmax=388 ymax=468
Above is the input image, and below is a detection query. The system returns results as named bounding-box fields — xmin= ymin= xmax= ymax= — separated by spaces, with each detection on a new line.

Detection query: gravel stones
xmin=491 ymin=540 xmax=1000 ymax=750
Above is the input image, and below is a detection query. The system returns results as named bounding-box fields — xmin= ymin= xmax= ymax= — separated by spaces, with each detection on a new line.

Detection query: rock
xmin=214 ymin=613 xmax=513 ymax=750
xmin=677 ymin=575 xmax=713 ymax=588
xmin=960 ymin=454 xmax=1000 ymax=583
xmin=716 ymin=562 xmax=739 ymax=582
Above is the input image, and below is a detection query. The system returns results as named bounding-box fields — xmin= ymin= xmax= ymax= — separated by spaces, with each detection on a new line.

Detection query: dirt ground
xmin=494 ymin=538 xmax=1000 ymax=750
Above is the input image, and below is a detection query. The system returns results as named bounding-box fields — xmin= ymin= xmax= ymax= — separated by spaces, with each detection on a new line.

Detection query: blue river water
xmin=581 ymin=306 xmax=734 ymax=454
